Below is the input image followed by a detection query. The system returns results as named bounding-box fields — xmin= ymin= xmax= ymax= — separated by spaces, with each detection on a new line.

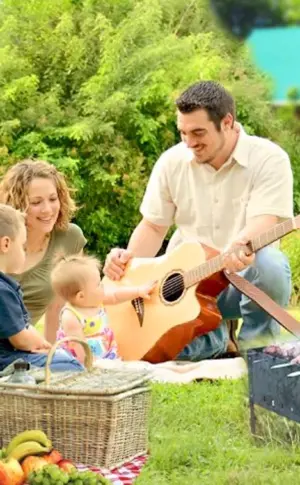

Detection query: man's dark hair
xmin=175 ymin=81 xmax=235 ymax=130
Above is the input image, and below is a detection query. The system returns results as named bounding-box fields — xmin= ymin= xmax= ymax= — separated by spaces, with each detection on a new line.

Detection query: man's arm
xmin=130 ymin=152 xmax=174 ymax=256
xmin=239 ymin=148 xmax=293 ymax=243
xmin=223 ymin=215 xmax=279 ymax=273
xmin=236 ymin=215 xmax=279 ymax=243
xmin=245 ymin=150 xmax=293 ymax=222
xmin=103 ymin=219 xmax=169 ymax=280
xmin=127 ymin=218 xmax=169 ymax=257
xmin=225 ymin=148 xmax=293 ymax=273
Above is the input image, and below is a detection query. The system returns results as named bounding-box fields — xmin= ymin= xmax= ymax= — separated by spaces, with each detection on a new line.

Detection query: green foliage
xmin=280 ymin=0 xmax=300 ymax=23
xmin=0 ymin=0 xmax=300 ymax=265
xmin=281 ymin=232 xmax=300 ymax=305
xmin=287 ymin=87 xmax=300 ymax=102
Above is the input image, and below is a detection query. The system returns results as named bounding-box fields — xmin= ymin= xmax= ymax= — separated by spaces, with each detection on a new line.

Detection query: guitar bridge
xmin=131 ymin=298 xmax=144 ymax=327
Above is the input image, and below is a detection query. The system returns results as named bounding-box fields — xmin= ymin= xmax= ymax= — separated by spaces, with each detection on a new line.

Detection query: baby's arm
xmin=60 ymin=309 xmax=86 ymax=363
xmin=102 ymin=280 xmax=157 ymax=305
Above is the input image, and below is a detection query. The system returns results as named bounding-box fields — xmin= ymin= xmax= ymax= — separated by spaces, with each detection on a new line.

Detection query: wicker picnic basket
xmin=0 ymin=337 xmax=152 ymax=468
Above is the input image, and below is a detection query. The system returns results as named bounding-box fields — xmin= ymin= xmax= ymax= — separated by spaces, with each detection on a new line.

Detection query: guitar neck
xmin=185 ymin=217 xmax=296 ymax=288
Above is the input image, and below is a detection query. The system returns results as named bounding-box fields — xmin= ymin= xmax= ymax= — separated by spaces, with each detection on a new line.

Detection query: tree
xmin=0 ymin=0 xmax=299 ymax=259
xmin=210 ymin=0 xmax=285 ymax=39
xmin=280 ymin=0 xmax=300 ymax=22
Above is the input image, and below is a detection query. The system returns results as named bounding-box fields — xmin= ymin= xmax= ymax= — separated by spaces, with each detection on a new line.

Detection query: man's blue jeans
xmin=0 ymin=348 xmax=84 ymax=372
xmin=177 ymin=247 xmax=292 ymax=362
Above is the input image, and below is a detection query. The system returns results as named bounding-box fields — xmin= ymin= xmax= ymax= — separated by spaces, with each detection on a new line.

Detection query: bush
xmin=281 ymin=233 xmax=300 ymax=305
xmin=0 ymin=0 xmax=300 ymax=264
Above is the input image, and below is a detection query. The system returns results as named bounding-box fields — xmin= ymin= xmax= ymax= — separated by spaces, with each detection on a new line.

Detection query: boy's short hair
xmin=0 ymin=203 xmax=25 ymax=240
xmin=51 ymin=253 xmax=101 ymax=301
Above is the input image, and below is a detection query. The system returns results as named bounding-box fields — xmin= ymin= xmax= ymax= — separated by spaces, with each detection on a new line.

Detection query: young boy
xmin=0 ymin=204 xmax=83 ymax=372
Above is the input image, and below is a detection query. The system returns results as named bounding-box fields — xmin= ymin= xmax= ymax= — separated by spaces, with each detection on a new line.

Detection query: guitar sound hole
xmin=162 ymin=273 xmax=185 ymax=302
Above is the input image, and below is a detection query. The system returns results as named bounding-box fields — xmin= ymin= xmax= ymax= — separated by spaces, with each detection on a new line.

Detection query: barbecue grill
xmin=247 ymin=345 xmax=300 ymax=435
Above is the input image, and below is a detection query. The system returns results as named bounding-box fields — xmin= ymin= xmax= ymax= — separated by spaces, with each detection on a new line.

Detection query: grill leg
xmin=250 ymin=399 xmax=256 ymax=435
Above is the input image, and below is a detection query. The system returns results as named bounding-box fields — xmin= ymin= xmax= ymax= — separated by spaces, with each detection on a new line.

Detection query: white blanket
xmin=95 ymin=357 xmax=248 ymax=383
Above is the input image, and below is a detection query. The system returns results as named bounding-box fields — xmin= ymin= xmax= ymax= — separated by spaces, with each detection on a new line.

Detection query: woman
xmin=0 ymin=159 xmax=87 ymax=343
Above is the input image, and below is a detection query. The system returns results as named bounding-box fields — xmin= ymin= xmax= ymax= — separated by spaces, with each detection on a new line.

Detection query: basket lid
xmin=38 ymin=365 xmax=151 ymax=396
xmin=0 ymin=338 xmax=153 ymax=396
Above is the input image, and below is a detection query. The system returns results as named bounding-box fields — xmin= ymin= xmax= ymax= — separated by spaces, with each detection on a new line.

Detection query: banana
xmin=7 ymin=441 xmax=51 ymax=461
xmin=6 ymin=430 xmax=52 ymax=456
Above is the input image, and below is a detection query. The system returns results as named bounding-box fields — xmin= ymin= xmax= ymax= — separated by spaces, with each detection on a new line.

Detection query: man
xmin=104 ymin=81 xmax=293 ymax=361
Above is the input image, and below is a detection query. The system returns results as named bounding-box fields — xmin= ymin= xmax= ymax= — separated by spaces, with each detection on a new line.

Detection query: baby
xmin=51 ymin=254 xmax=156 ymax=365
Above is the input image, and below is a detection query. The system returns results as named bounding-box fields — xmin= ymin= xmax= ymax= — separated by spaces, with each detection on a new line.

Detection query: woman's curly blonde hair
xmin=0 ymin=159 xmax=76 ymax=231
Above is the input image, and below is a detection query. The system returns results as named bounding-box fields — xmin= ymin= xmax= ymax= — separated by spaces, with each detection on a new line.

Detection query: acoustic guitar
xmin=103 ymin=216 xmax=299 ymax=363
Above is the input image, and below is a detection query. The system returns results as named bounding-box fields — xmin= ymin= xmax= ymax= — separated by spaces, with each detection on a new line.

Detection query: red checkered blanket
xmin=25 ymin=455 xmax=148 ymax=484
xmin=76 ymin=454 xmax=148 ymax=484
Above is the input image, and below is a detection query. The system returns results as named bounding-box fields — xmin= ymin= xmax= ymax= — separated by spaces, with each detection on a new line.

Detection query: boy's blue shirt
xmin=0 ymin=271 xmax=30 ymax=355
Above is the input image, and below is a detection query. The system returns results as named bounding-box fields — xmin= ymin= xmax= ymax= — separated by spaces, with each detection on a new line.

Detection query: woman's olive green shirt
xmin=11 ymin=223 xmax=87 ymax=324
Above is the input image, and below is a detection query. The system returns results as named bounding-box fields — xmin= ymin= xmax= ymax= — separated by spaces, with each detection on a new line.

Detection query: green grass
xmin=137 ymin=379 xmax=300 ymax=484
xmin=136 ymin=306 xmax=300 ymax=484
xmin=288 ymin=306 xmax=300 ymax=322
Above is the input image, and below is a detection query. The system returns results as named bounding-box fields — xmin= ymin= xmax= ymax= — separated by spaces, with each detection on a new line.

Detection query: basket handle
xmin=45 ymin=337 xmax=94 ymax=386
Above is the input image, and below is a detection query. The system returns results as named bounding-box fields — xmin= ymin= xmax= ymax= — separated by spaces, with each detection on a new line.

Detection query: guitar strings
xmin=161 ymin=262 xmax=218 ymax=297
xmin=160 ymin=267 xmax=209 ymax=297
xmin=161 ymin=276 xmax=185 ymax=298
xmin=155 ymin=227 xmax=290 ymax=299
xmin=160 ymin=273 xmax=203 ymax=297
xmin=159 ymin=267 xmax=212 ymax=298
xmin=152 ymin=257 xmax=219 ymax=299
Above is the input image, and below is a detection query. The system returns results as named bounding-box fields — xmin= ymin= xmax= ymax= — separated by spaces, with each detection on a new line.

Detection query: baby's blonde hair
xmin=0 ymin=203 xmax=25 ymax=240
xmin=51 ymin=253 xmax=101 ymax=301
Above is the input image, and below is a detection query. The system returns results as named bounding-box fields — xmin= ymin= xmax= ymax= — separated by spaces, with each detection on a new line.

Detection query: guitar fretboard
xmin=184 ymin=217 xmax=296 ymax=288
